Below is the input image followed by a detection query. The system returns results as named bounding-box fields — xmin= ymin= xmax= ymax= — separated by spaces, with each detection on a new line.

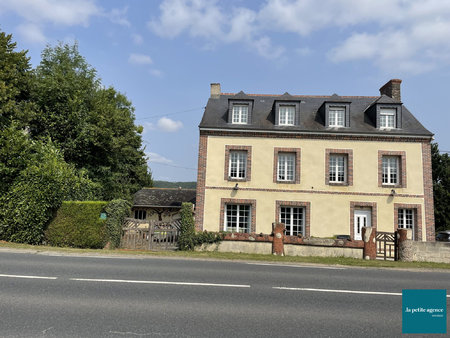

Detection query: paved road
xmin=0 ymin=250 xmax=448 ymax=337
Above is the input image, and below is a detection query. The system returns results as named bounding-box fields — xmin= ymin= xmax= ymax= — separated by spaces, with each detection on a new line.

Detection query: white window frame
xmin=224 ymin=204 xmax=251 ymax=233
xmin=232 ymin=105 xmax=248 ymax=124
xmin=277 ymin=153 xmax=295 ymax=182
xmin=380 ymin=108 xmax=396 ymax=129
xmin=398 ymin=208 xmax=414 ymax=240
xmin=329 ymin=154 xmax=347 ymax=183
xmin=280 ymin=206 xmax=304 ymax=236
xmin=329 ymin=107 xmax=345 ymax=127
xmin=382 ymin=156 xmax=399 ymax=185
xmin=228 ymin=151 xmax=247 ymax=179
xmin=278 ymin=105 xmax=295 ymax=126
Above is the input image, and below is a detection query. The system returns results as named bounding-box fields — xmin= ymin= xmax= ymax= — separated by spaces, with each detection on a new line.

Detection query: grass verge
xmin=1 ymin=241 xmax=449 ymax=270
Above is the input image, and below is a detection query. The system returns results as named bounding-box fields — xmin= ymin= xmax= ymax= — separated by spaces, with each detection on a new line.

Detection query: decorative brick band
xmin=273 ymin=147 xmax=301 ymax=184
xmin=350 ymin=201 xmax=377 ymax=241
xmin=205 ymin=186 xmax=423 ymax=198
xmin=421 ymin=142 xmax=435 ymax=241
xmin=378 ymin=150 xmax=407 ymax=188
xmin=325 ymin=148 xmax=353 ymax=186
xmin=200 ymin=129 xmax=432 ymax=143
xmin=275 ymin=200 xmax=311 ymax=238
xmin=195 ymin=134 xmax=208 ymax=231
xmin=219 ymin=198 xmax=257 ymax=233
xmin=393 ymin=203 xmax=422 ymax=241
xmin=224 ymin=145 xmax=252 ymax=182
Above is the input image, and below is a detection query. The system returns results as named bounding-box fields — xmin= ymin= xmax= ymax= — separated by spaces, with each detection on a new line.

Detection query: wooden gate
xmin=376 ymin=231 xmax=398 ymax=261
xmin=121 ymin=218 xmax=181 ymax=251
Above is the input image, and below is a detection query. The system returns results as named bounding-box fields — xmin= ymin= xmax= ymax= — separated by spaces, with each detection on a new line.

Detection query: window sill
xmin=328 ymin=182 xmax=349 ymax=186
xmin=276 ymin=180 xmax=298 ymax=184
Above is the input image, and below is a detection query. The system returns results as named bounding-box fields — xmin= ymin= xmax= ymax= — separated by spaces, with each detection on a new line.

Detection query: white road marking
xmin=247 ymin=263 xmax=346 ymax=270
xmin=0 ymin=274 xmax=58 ymax=280
xmin=70 ymin=278 xmax=250 ymax=288
xmin=273 ymin=287 xmax=450 ymax=297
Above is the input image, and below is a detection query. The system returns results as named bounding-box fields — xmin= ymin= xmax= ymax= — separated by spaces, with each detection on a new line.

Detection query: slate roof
xmin=133 ymin=188 xmax=196 ymax=208
xmin=199 ymin=92 xmax=433 ymax=137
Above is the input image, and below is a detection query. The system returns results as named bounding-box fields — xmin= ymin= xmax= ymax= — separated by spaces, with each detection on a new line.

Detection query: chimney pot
xmin=379 ymin=79 xmax=402 ymax=101
xmin=210 ymin=83 xmax=221 ymax=98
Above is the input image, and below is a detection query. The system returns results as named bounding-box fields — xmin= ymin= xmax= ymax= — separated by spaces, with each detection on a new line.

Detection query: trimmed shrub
xmin=104 ymin=199 xmax=131 ymax=249
xmin=178 ymin=202 xmax=195 ymax=250
xmin=45 ymin=201 xmax=107 ymax=248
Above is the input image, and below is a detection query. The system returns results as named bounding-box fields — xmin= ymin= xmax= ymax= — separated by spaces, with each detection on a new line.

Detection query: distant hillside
xmin=153 ymin=181 xmax=197 ymax=189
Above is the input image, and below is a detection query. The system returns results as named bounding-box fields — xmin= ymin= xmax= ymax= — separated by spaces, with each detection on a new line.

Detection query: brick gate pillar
xmin=362 ymin=227 xmax=376 ymax=260
xmin=272 ymin=222 xmax=285 ymax=256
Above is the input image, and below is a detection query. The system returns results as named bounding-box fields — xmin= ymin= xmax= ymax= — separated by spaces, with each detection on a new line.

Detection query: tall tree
xmin=431 ymin=143 xmax=450 ymax=231
xmin=0 ymin=31 xmax=34 ymax=127
xmin=30 ymin=43 xmax=152 ymax=199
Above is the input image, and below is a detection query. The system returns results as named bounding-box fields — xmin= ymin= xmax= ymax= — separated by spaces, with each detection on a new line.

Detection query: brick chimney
xmin=379 ymin=79 xmax=402 ymax=101
xmin=210 ymin=83 xmax=221 ymax=98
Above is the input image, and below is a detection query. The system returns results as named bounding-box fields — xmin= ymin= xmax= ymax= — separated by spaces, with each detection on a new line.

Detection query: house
xmin=195 ymin=80 xmax=435 ymax=242
xmin=132 ymin=188 xmax=196 ymax=222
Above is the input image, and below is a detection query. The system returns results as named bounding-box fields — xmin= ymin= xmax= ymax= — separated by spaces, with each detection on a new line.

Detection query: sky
xmin=1 ymin=0 xmax=450 ymax=182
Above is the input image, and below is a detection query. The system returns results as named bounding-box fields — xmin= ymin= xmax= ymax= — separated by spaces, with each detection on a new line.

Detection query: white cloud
xmin=128 ymin=53 xmax=153 ymax=65
xmin=157 ymin=117 xmax=183 ymax=132
xmin=149 ymin=69 xmax=164 ymax=77
xmin=0 ymin=0 xmax=101 ymax=26
xmin=147 ymin=152 xmax=174 ymax=164
xmin=108 ymin=7 xmax=130 ymax=27
xmin=149 ymin=0 xmax=450 ymax=73
xmin=141 ymin=122 xmax=155 ymax=135
xmin=16 ymin=23 xmax=46 ymax=44
xmin=132 ymin=33 xmax=144 ymax=45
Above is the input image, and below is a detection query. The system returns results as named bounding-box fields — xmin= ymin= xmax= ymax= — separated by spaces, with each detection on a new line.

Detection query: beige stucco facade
xmin=199 ymin=134 xmax=429 ymax=241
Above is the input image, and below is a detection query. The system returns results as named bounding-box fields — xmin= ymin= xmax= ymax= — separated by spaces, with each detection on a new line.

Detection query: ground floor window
xmin=134 ymin=209 xmax=147 ymax=220
xmin=225 ymin=204 xmax=251 ymax=233
xmin=398 ymin=208 xmax=415 ymax=240
xmin=280 ymin=206 xmax=304 ymax=236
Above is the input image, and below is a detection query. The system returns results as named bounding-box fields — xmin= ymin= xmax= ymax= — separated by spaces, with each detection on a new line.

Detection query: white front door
xmin=354 ymin=210 xmax=371 ymax=240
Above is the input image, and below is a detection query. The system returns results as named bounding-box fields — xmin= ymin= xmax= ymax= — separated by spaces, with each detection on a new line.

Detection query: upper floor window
xmin=229 ymin=151 xmax=247 ymax=179
xmin=382 ymin=156 xmax=399 ymax=185
xmin=325 ymin=149 xmax=353 ymax=186
xmin=329 ymin=154 xmax=346 ymax=183
xmin=232 ymin=105 xmax=249 ymax=124
xmin=279 ymin=105 xmax=295 ymax=125
xmin=380 ymin=108 xmax=396 ymax=129
xmin=378 ymin=150 xmax=406 ymax=188
xmin=329 ymin=107 xmax=345 ymax=127
xmin=278 ymin=153 xmax=295 ymax=182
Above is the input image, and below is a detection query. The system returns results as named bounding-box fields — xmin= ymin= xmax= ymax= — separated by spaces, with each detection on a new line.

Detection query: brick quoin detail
xmin=421 ymin=142 xmax=435 ymax=241
xmin=394 ymin=203 xmax=422 ymax=241
xmin=273 ymin=147 xmax=301 ymax=184
xmin=275 ymin=201 xmax=311 ymax=238
xmin=195 ymin=134 xmax=208 ymax=231
xmin=325 ymin=148 xmax=353 ymax=186
xmin=378 ymin=150 xmax=407 ymax=188
xmin=219 ymin=198 xmax=257 ymax=233
xmin=350 ymin=201 xmax=377 ymax=241
xmin=224 ymin=145 xmax=252 ymax=182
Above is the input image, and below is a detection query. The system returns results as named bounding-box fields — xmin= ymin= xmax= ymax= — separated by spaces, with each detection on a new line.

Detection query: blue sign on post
xmin=100 ymin=212 xmax=107 ymax=220
xmin=402 ymin=289 xmax=447 ymax=334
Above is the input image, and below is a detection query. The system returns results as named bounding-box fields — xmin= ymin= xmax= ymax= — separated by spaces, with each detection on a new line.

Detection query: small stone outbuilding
xmin=132 ymin=188 xmax=196 ymax=222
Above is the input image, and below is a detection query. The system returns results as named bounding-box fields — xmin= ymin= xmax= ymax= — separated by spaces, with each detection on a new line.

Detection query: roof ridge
xmin=221 ymin=93 xmax=379 ymax=98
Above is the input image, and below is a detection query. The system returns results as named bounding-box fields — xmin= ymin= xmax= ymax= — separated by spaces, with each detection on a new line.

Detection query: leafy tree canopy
xmin=431 ymin=143 xmax=450 ymax=231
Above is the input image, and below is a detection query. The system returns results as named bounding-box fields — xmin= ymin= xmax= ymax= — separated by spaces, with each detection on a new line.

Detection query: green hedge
xmin=45 ymin=201 xmax=107 ymax=248
xmin=104 ymin=199 xmax=131 ymax=249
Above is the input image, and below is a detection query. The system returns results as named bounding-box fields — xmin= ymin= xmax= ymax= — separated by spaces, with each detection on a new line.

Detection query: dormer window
xmin=232 ymin=105 xmax=248 ymax=124
xmin=228 ymin=100 xmax=253 ymax=125
xmin=380 ymin=108 xmax=396 ymax=129
xmin=279 ymin=105 xmax=295 ymax=125
xmin=329 ymin=107 xmax=345 ymax=127
xmin=275 ymin=101 xmax=300 ymax=126
xmin=323 ymin=102 xmax=350 ymax=128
